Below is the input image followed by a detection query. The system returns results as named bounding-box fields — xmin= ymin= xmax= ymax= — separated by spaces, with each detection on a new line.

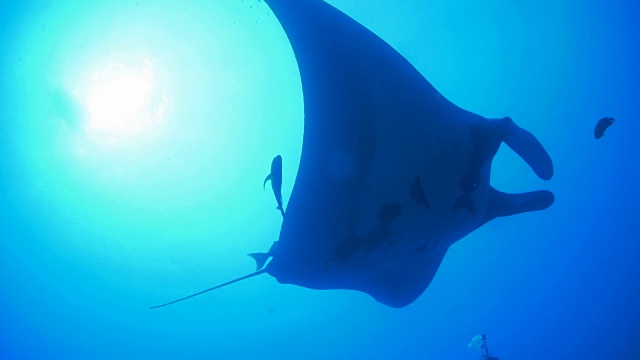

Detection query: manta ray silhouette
xmin=151 ymin=0 xmax=554 ymax=309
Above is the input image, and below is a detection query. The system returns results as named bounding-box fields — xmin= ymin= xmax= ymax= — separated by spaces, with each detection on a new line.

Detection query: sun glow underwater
xmin=81 ymin=59 xmax=168 ymax=143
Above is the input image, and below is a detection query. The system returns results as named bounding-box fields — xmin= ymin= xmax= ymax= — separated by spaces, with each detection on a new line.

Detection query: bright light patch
xmin=81 ymin=58 xmax=168 ymax=144
xmin=86 ymin=68 xmax=150 ymax=133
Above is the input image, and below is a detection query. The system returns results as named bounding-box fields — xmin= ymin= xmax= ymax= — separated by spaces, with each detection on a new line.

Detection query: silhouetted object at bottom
xmin=468 ymin=334 xmax=500 ymax=360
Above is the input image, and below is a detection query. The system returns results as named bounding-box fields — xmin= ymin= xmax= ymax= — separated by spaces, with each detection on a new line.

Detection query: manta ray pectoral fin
xmin=149 ymin=269 xmax=267 ymax=309
xmin=484 ymin=187 xmax=554 ymax=224
xmin=263 ymin=174 xmax=273 ymax=190
xmin=248 ymin=252 xmax=271 ymax=271
xmin=500 ymin=117 xmax=554 ymax=180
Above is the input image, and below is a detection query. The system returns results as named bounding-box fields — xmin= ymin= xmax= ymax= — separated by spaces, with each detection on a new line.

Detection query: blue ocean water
xmin=1 ymin=0 xmax=638 ymax=358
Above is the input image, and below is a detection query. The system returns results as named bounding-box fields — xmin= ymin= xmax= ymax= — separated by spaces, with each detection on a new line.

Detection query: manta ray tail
xmin=149 ymin=269 xmax=267 ymax=309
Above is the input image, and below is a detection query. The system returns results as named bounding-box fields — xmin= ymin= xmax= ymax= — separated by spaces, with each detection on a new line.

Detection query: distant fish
xmin=594 ymin=117 xmax=615 ymax=139
xmin=264 ymin=155 xmax=285 ymax=217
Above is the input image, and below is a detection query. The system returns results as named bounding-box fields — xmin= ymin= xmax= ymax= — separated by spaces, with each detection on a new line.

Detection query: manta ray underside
xmin=151 ymin=0 xmax=554 ymax=309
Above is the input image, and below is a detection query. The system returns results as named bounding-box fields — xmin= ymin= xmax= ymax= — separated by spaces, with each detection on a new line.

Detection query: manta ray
xmin=151 ymin=0 xmax=554 ymax=309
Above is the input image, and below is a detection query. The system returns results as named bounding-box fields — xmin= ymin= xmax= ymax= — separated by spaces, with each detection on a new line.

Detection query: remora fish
xmin=264 ymin=155 xmax=285 ymax=217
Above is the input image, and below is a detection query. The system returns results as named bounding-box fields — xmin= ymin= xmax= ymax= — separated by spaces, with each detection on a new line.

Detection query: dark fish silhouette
xmin=594 ymin=117 xmax=614 ymax=139
xmin=151 ymin=0 xmax=554 ymax=309
xmin=263 ymin=155 xmax=285 ymax=217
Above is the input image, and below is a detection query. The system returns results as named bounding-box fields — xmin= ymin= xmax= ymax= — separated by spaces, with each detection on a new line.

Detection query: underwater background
xmin=1 ymin=0 xmax=638 ymax=358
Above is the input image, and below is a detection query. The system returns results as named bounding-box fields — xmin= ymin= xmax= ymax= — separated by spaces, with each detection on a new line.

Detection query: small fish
xmin=264 ymin=155 xmax=284 ymax=217
xmin=594 ymin=117 xmax=615 ymax=139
